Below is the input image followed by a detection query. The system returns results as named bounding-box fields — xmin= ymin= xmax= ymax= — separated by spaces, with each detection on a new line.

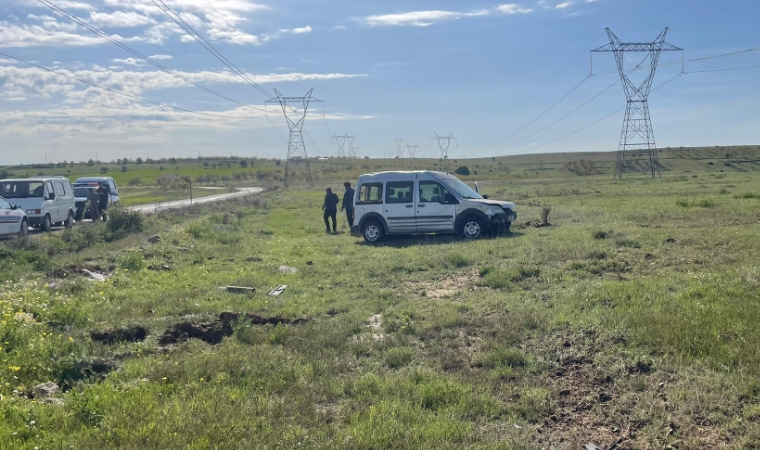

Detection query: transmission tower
xmin=395 ymin=139 xmax=404 ymax=158
xmin=406 ymin=144 xmax=419 ymax=159
xmin=332 ymin=134 xmax=348 ymax=158
xmin=592 ymin=28 xmax=682 ymax=179
xmin=266 ymin=89 xmax=321 ymax=186
xmin=432 ymin=133 xmax=458 ymax=172
xmin=347 ymin=135 xmax=358 ymax=159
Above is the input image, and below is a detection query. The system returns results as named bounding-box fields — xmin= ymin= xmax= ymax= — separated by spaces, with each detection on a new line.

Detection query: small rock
xmin=148 ymin=236 xmax=161 ymax=244
xmin=33 ymin=382 xmax=59 ymax=398
xmin=306 ymin=261 xmax=313 ymax=266
xmin=81 ymin=269 xmax=108 ymax=282
xmin=279 ymin=266 xmax=298 ymax=274
xmin=598 ymin=392 xmax=613 ymax=403
xmin=41 ymin=398 xmax=64 ymax=406
xmin=559 ymin=389 xmax=572 ymax=396
xmin=665 ymin=238 xmax=676 ymax=243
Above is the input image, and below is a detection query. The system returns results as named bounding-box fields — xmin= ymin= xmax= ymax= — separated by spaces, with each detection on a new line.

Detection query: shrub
xmin=120 ymin=166 xmax=128 ymax=173
xmin=478 ymin=347 xmax=530 ymax=369
xmin=385 ymin=347 xmax=415 ymax=369
xmin=454 ymin=166 xmax=470 ymax=176
xmin=100 ymin=167 xmax=108 ymax=174
xmin=105 ymin=208 xmax=144 ymax=241
xmin=593 ymin=230 xmax=612 ymax=240
xmin=734 ymin=193 xmax=760 ymax=199
xmin=128 ymin=177 xmax=142 ymax=186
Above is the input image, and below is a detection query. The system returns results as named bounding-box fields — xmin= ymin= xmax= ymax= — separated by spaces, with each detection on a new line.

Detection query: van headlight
xmin=485 ymin=206 xmax=502 ymax=216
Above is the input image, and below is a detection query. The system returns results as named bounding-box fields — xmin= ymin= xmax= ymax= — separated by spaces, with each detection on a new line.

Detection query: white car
xmin=0 ymin=177 xmax=76 ymax=231
xmin=351 ymin=171 xmax=517 ymax=243
xmin=0 ymin=195 xmax=28 ymax=237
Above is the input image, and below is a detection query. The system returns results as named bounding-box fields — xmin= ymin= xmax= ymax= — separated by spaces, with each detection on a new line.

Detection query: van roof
xmin=358 ymin=170 xmax=450 ymax=179
xmin=0 ymin=177 xmax=71 ymax=183
xmin=73 ymin=177 xmax=113 ymax=184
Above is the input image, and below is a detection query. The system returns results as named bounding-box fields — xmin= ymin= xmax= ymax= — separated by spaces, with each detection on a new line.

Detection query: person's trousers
xmin=89 ymin=205 xmax=100 ymax=222
xmin=324 ymin=210 xmax=337 ymax=232
xmin=345 ymin=208 xmax=354 ymax=227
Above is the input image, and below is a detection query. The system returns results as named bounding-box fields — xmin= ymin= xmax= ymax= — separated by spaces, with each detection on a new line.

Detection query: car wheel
xmin=18 ymin=219 xmax=28 ymax=237
xmin=41 ymin=214 xmax=52 ymax=232
xmin=460 ymin=216 xmax=484 ymax=240
xmin=362 ymin=220 xmax=384 ymax=244
xmin=64 ymin=211 xmax=74 ymax=229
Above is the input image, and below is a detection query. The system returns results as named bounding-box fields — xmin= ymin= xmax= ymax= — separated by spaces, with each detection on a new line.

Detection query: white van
xmin=0 ymin=178 xmax=76 ymax=231
xmin=351 ymin=171 xmax=517 ymax=243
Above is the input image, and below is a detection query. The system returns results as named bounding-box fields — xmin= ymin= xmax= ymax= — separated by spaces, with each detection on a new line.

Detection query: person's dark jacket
xmin=342 ymin=188 xmax=355 ymax=210
xmin=96 ymin=186 xmax=109 ymax=209
xmin=323 ymin=192 xmax=339 ymax=211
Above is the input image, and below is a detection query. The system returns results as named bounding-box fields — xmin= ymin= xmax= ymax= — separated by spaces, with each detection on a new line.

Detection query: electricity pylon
xmin=592 ymin=28 xmax=682 ymax=179
xmin=406 ymin=144 xmax=419 ymax=159
xmin=432 ymin=133 xmax=457 ymax=172
xmin=347 ymin=135 xmax=358 ymax=159
xmin=267 ymin=89 xmax=322 ymax=186
xmin=395 ymin=139 xmax=404 ymax=158
xmin=332 ymin=134 xmax=348 ymax=158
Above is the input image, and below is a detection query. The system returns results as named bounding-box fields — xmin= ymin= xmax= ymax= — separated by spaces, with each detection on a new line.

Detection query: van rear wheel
xmin=362 ymin=220 xmax=384 ymax=244
xmin=41 ymin=214 xmax=52 ymax=232
xmin=64 ymin=211 xmax=74 ymax=229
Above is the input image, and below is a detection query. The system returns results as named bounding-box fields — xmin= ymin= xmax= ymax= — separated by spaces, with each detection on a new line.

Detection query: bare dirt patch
xmin=49 ymin=263 xmax=114 ymax=280
xmin=159 ymin=312 xmax=307 ymax=345
xmin=407 ymin=270 xmax=479 ymax=299
xmin=91 ymin=325 xmax=148 ymax=344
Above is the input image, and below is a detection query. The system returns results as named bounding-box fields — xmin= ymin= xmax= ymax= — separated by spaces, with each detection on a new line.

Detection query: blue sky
xmin=0 ymin=0 xmax=758 ymax=164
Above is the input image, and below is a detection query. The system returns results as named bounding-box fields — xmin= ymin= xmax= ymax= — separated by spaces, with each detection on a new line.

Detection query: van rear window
xmin=357 ymin=183 xmax=383 ymax=204
xmin=0 ymin=182 xmax=44 ymax=198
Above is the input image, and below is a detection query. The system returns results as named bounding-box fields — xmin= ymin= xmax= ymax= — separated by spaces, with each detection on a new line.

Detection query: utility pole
xmin=266 ymin=89 xmax=321 ymax=187
xmin=395 ymin=139 xmax=404 ymax=159
xmin=405 ymin=144 xmax=419 ymax=159
xmin=432 ymin=133 xmax=457 ymax=172
xmin=592 ymin=28 xmax=683 ymax=179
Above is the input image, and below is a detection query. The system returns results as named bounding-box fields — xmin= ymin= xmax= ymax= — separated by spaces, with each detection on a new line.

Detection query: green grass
xmin=1 ymin=169 xmax=760 ymax=448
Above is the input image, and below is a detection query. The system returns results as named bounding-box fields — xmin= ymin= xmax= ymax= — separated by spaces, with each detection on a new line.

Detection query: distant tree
xmin=136 ymin=157 xmax=144 ymax=165
xmin=121 ymin=166 xmax=128 ymax=173
xmin=275 ymin=160 xmax=281 ymax=166
xmin=69 ymin=161 xmax=75 ymax=167
xmin=239 ymin=160 xmax=248 ymax=168
xmin=170 ymin=157 xmax=177 ymax=164
xmin=100 ymin=167 xmax=109 ymax=174
xmin=0 ymin=169 xmax=9 ymax=180
xmin=226 ymin=163 xmax=231 ymax=169
xmin=159 ymin=165 xmax=164 ymax=171
xmin=37 ymin=172 xmax=45 ymax=176
xmin=203 ymin=162 xmax=210 ymax=168
xmin=211 ymin=163 xmax=218 ymax=169
xmin=87 ymin=159 xmax=95 ymax=167
xmin=454 ymin=166 xmax=470 ymax=176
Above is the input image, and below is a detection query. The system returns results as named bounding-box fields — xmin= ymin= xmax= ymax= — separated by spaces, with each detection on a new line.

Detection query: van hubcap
xmin=463 ymin=221 xmax=481 ymax=239
xmin=365 ymin=225 xmax=380 ymax=241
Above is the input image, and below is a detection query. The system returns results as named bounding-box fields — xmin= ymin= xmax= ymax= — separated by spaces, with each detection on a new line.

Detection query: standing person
xmin=322 ymin=187 xmax=339 ymax=234
xmin=87 ymin=187 xmax=101 ymax=223
xmin=340 ymin=182 xmax=355 ymax=228
xmin=96 ymin=182 xmax=110 ymax=221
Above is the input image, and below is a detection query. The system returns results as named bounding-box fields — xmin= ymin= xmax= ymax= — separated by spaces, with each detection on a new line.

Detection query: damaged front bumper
xmin=489 ymin=211 xmax=517 ymax=234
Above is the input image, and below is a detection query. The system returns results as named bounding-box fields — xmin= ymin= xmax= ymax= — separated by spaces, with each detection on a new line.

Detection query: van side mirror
xmin=482 ymin=195 xmax=489 ymax=200
xmin=47 ymin=193 xmax=55 ymax=200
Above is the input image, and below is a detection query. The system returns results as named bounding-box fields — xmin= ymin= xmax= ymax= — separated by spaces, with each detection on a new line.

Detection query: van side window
xmin=54 ymin=182 xmax=65 ymax=197
xmin=63 ymin=182 xmax=73 ymax=197
xmin=419 ymin=181 xmax=455 ymax=203
xmin=357 ymin=183 xmax=383 ymax=204
xmin=386 ymin=181 xmax=414 ymax=204
xmin=46 ymin=182 xmax=54 ymax=198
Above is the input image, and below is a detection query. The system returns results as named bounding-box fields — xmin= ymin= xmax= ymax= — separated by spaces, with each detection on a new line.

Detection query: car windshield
xmin=441 ymin=176 xmax=482 ymax=200
xmin=0 ymin=181 xmax=44 ymax=199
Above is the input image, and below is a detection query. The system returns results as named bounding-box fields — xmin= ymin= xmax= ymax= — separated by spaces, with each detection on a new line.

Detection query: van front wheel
xmin=362 ymin=220 xmax=384 ymax=244
xmin=64 ymin=211 xmax=74 ymax=229
xmin=460 ymin=216 xmax=484 ymax=240
xmin=41 ymin=214 xmax=52 ymax=232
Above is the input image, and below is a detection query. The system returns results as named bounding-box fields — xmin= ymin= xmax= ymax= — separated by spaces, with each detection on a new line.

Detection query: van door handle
xmin=418 ymin=204 xmax=426 ymax=207
xmin=406 ymin=205 xmax=413 ymax=208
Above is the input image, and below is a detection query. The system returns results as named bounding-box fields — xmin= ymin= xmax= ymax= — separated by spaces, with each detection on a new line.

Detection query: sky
xmin=0 ymin=0 xmax=758 ymax=164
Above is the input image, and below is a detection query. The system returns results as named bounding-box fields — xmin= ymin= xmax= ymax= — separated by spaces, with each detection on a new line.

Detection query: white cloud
xmin=366 ymin=10 xmax=491 ymax=27
xmin=148 ymin=54 xmax=173 ymax=60
xmin=111 ymin=58 xmax=145 ymax=66
xmin=89 ymin=11 xmax=156 ymax=28
xmin=496 ymin=4 xmax=534 ymax=14
xmin=290 ymin=26 xmax=313 ymax=34
xmin=555 ymin=2 xmax=574 ymax=9
xmin=0 ymin=23 xmax=143 ymax=47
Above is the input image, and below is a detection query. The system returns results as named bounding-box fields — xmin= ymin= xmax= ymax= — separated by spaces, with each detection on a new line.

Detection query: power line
xmin=0 ymin=51 xmax=261 ymax=120
xmin=686 ymin=63 xmax=760 ymax=74
xmin=36 ymin=0 xmax=266 ymax=112
xmin=150 ymin=0 xmax=273 ymax=100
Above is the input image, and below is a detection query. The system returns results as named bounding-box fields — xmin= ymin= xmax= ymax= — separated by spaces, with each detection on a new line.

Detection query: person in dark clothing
xmin=87 ymin=187 xmax=101 ymax=223
xmin=322 ymin=187 xmax=339 ymax=234
xmin=95 ymin=182 xmax=109 ymax=220
xmin=340 ymin=182 xmax=355 ymax=228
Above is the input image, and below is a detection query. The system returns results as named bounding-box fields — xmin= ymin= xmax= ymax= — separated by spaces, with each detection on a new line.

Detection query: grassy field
xmin=1 ymin=160 xmax=760 ymax=448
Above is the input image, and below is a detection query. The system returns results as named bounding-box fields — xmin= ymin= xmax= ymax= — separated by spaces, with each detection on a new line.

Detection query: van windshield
xmin=441 ymin=176 xmax=482 ymax=200
xmin=74 ymin=187 xmax=91 ymax=198
xmin=0 ymin=181 xmax=44 ymax=199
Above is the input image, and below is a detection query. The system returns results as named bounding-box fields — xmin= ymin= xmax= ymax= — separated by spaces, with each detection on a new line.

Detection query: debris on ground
xmin=221 ymin=286 xmax=256 ymax=295
xmin=367 ymin=314 xmax=385 ymax=341
xmin=81 ymin=269 xmax=109 ymax=282
xmin=279 ymin=266 xmax=298 ymax=274
xmin=159 ymin=312 xmax=307 ymax=345
xmin=90 ymin=325 xmax=148 ymax=344
xmin=33 ymin=382 xmax=59 ymax=398
xmin=49 ymin=264 xmax=114 ymax=280
xmin=267 ymin=285 xmax=288 ymax=296
xmin=148 ymin=264 xmax=171 ymax=272
xmin=148 ymin=236 xmax=161 ymax=244
xmin=40 ymin=398 xmax=65 ymax=406
xmin=14 ymin=312 xmax=35 ymax=323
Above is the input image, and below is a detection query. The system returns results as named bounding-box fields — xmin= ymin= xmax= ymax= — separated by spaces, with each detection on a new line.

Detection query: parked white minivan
xmin=0 ymin=177 xmax=76 ymax=231
xmin=351 ymin=171 xmax=517 ymax=243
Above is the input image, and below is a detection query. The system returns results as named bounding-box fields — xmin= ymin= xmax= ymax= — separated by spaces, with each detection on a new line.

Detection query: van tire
xmin=362 ymin=220 xmax=385 ymax=244
xmin=460 ymin=216 xmax=484 ymax=240
xmin=41 ymin=214 xmax=52 ymax=232
xmin=64 ymin=211 xmax=74 ymax=229
xmin=18 ymin=219 xmax=28 ymax=237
